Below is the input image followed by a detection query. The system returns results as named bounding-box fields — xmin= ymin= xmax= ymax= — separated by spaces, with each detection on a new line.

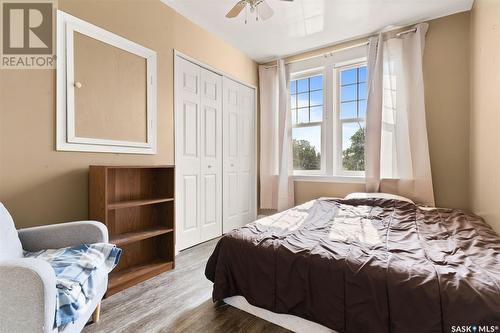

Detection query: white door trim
xmin=174 ymin=50 xmax=257 ymax=91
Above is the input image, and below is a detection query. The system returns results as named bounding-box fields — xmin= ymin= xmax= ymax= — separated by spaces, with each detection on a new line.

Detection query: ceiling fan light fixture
xmin=225 ymin=0 xmax=293 ymax=22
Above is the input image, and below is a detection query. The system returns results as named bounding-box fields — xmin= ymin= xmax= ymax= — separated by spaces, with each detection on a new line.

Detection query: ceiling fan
xmin=226 ymin=0 xmax=294 ymax=23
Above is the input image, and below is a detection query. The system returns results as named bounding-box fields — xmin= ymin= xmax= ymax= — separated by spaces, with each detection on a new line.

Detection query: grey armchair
xmin=0 ymin=203 xmax=109 ymax=333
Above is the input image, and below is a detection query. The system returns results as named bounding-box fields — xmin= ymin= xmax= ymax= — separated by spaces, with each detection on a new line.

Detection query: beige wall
xmin=294 ymin=12 xmax=471 ymax=209
xmin=0 ymin=0 xmax=257 ymax=228
xmin=294 ymin=182 xmax=365 ymax=204
xmin=470 ymin=0 xmax=500 ymax=233
xmin=423 ymin=12 xmax=470 ymax=210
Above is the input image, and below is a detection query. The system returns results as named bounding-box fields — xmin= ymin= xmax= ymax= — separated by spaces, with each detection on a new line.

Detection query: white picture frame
xmin=56 ymin=10 xmax=157 ymax=154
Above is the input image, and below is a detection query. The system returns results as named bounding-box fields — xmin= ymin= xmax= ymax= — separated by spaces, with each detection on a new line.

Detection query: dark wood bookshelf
xmin=89 ymin=165 xmax=175 ymax=296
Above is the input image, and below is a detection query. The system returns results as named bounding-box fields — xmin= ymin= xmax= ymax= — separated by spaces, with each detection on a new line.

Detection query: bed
xmin=205 ymin=196 xmax=500 ymax=333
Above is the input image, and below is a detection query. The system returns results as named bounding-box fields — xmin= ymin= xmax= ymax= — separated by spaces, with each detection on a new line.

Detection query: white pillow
xmin=0 ymin=203 xmax=23 ymax=260
xmin=344 ymin=192 xmax=415 ymax=204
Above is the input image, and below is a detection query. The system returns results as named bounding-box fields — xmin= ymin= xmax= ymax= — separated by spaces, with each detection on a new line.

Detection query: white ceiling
xmin=162 ymin=0 xmax=474 ymax=63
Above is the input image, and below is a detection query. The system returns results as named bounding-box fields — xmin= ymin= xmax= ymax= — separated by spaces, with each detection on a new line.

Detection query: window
xmin=338 ymin=65 xmax=366 ymax=174
xmin=291 ymin=74 xmax=323 ymax=171
xmin=289 ymin=56 xmax=367 ymax=180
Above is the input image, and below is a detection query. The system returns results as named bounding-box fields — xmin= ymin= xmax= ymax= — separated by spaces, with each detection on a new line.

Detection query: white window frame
xmin=334 ymin=60 xmax=367 ymax=177
xmin=56 ymin=10 xmax=157 ymax=154
xmin=287 ymin=45 xmax=367 ymax=181
xmin=291 ymin=68 xmax=325 ymax=176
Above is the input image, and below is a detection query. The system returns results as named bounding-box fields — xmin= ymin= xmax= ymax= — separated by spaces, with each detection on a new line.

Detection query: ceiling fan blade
xmin=257 ymin=0 xmax=274 ymax=20
xmin=226 ymin=1 xmax=246 ymax=18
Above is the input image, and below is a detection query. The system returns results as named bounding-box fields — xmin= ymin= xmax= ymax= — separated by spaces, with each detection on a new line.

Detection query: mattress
xmin=205 ymin=198 xmax=500 ymax=333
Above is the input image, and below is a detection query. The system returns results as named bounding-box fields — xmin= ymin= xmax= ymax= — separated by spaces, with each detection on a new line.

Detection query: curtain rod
xmin=262 ymin=41 xmax=368 ymax=69
xmin=396 ymin=28 xmax=417 ymax=37
xmin=263 ymin=27 xmax=418 ymax=69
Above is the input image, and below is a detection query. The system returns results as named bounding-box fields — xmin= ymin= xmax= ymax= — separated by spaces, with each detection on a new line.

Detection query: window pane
xmin=290 ymin=81 xmax=297 ymax=94
xmin=342 ymin=122 xmax=365 ymax=171
xmin=341 ymin=101 xmax=357 ymax=119
xmin=291 ymin=74 xmax=323 ymax=125
xmin=310 ymin=106 xmax=323 ymax=122
xmin=297 ymin=108 xmax=309 ymax=123
xmin=341 ymin=85 xmax=357 ymax=102
xmin=297 ymin=92 xmax=309 ymax=108
xmin=310 ymin=75 xmax=323 ymax=90
xmin=293 ymin=126 xmax=321 ymax=170
xmin=291 ymin=109 xmax=297 ymax=125
xmin=358 ymin=67 xmax=367 ymax=82
xmin=310 ymin=90 xmax=323 ymax=106
xmin=358 ymin=83 xmax=366 ymax=99
xmin=341 ymin=68 xmax=357 ymax=85
xmin=297 ymin=79 xmax=309 ymax=93
xmin=290 ymin=94 xmax=297 ymax=109
xmin=358 ymin=100 xmax=366 ymax=118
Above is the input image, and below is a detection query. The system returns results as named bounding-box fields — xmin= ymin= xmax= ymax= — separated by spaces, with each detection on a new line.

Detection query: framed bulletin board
xmin=56 ymin=10 xmax=157 ymax=154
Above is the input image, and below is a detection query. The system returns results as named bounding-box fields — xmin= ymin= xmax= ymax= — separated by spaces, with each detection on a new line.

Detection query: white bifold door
xmin=175 ymin=57 xmax=223 ymax=250
xmin=175 ymin=54 xmax=256 ymax=251
xmin=222 ymin=77 xmax=256 ymax=233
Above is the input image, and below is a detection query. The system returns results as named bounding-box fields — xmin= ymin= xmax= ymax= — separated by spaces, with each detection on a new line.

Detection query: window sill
xmin=293 ymin=175 xmax=365 ymax=184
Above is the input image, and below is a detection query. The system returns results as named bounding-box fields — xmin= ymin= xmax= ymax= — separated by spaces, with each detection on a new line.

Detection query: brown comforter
xmin=205 ymin=198 xmax=500 ymax=333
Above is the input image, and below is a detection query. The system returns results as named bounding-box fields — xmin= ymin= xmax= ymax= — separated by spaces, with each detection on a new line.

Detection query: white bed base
xmin=224 ymin=296 xmax=337 ymax=333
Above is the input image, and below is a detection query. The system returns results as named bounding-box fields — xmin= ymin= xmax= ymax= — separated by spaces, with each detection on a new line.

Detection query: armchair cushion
xmin=0 ymin=203 xmax=23 ymax=260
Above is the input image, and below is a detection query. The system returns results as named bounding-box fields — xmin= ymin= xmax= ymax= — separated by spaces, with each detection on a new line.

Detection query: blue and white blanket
xmin=24 ymin=243 xmax=121 ymax=328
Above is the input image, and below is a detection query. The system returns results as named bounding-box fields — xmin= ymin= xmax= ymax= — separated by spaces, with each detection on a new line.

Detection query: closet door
xmin=175 ymin=57 xmax=222 ymax=250
xmin=175 ymin=57 xmax=201 ymax=250
xmin=237 ymin=84 xmax=256 ymax=226
xmin=199 ymin=68 xmax=223 ymax=243
xmin=223 ymin=77 xmax=256 ymax=233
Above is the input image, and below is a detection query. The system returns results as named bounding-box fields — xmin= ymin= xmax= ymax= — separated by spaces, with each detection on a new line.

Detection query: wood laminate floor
xmin=83 ymin=238 xmax=290 ymax=333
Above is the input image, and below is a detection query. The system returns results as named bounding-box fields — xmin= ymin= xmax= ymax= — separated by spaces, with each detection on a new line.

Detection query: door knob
xmin=208 ymin=165 xmax=212 ymax=168
xmin=231 ymin=163 xmax=234 ymax=167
